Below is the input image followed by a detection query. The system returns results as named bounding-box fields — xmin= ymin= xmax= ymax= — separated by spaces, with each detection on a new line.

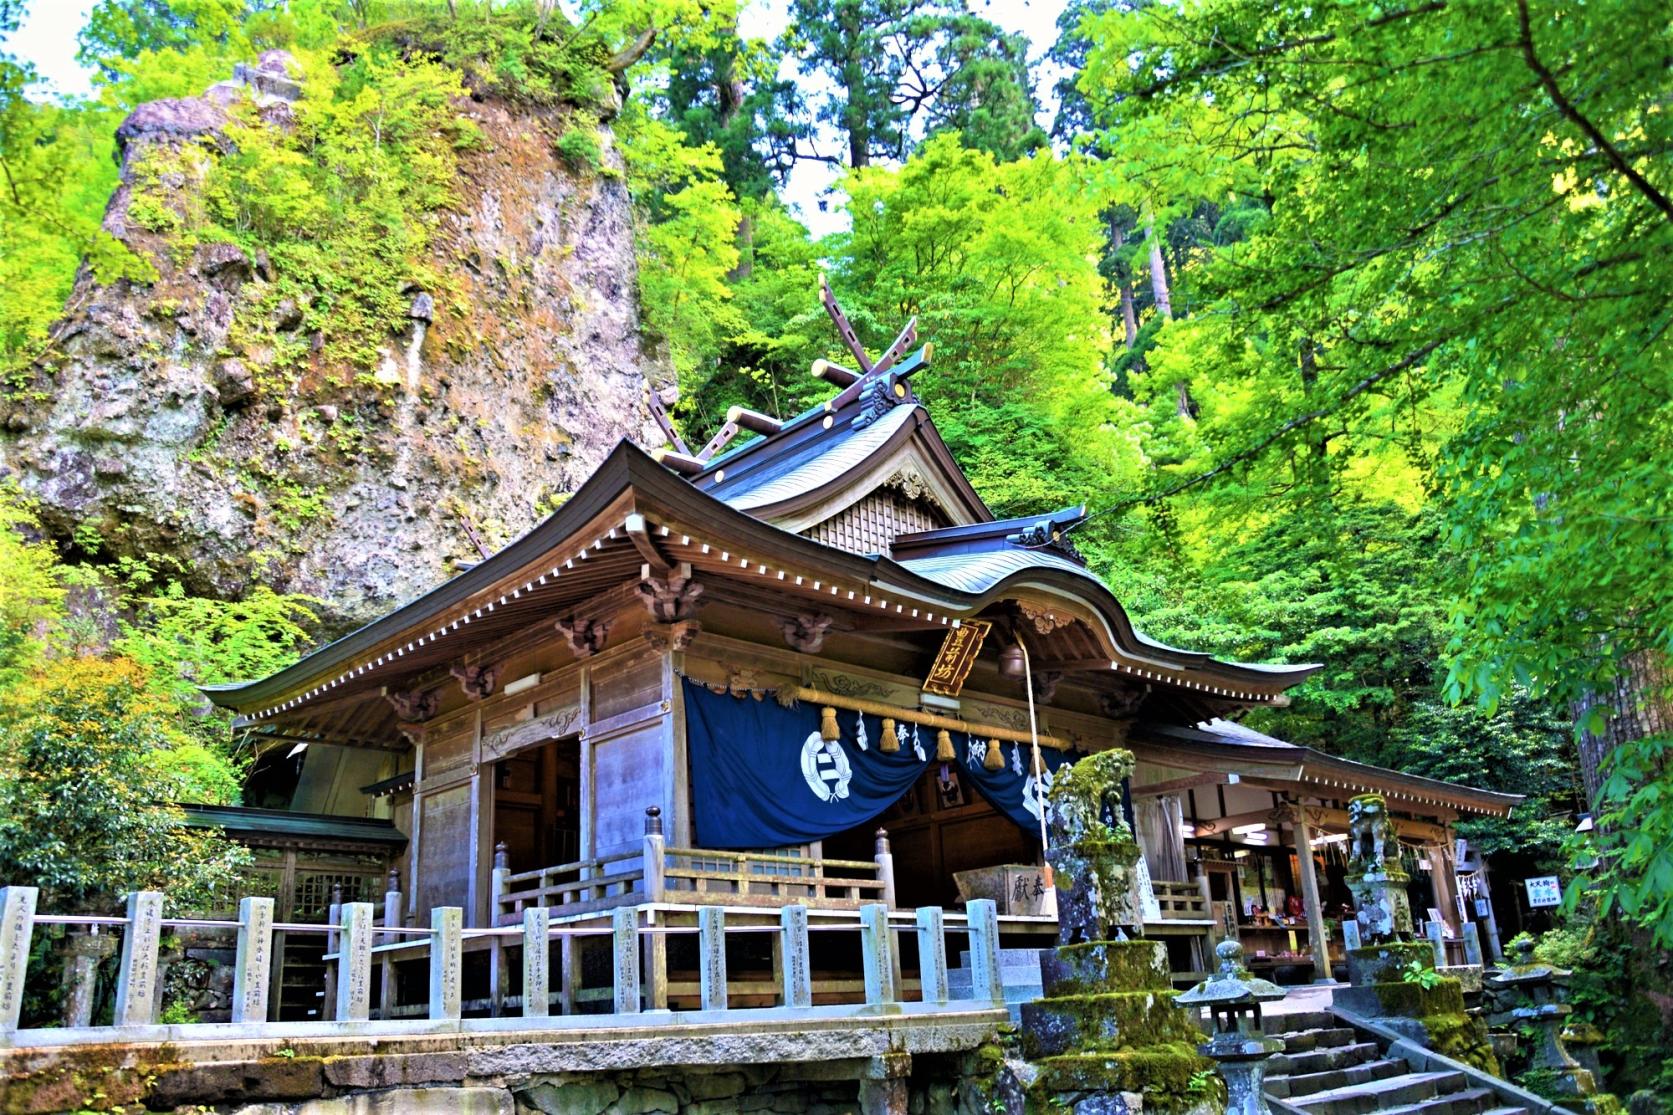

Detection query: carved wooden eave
xmin=780 ymin=611 xmax=835 ymax=654
xmin=450 ymin=662 xmax=499 ymax=701
xmin=554 ymin=616 xmax=611 ymax=658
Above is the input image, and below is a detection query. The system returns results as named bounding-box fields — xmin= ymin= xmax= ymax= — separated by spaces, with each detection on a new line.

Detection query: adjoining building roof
xmin=178 ymin=804 xmax=409 ymax=848
xmin=1132 ymin=720 xmax=1524 ymax=817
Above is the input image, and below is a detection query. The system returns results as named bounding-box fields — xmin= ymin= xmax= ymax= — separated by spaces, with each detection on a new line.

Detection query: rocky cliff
xmin=0 ymin=48 xmax=667 ymax=628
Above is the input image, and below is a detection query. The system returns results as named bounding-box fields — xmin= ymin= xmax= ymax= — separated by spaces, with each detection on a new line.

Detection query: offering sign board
xmin=923 ymin=619 xmax=992 ymax=697
xmin=1525 ymin=875 xmax=1562 ymax=909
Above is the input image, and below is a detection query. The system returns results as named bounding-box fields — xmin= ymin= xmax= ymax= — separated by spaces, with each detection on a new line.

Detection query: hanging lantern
xmin=820 ymin=706 xmax=840 ymax=741
xmin=935 ymin=729 xmax=955 ymax=762
xmin=880 ymin=718 xmax=898 ymax=753
xmin=982 ymin=737 xmax=1004 ymax=771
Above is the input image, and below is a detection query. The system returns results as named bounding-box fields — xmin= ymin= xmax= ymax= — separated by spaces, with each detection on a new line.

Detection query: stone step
xmin=1264 ymin=1009 xmax=1336 ymax=1035
xmin=1289 ymin=1070 xmax=1468 ymax=1113
xmin=1269 ymin=1042 xmax=1384 ymax=1076
xmin=1271 ymin=1026 xmax=1360 ymax=1053
xmin=1265 ymin=1058 xmax=1407 ymax=1099
xmin=1377 ymin=1088 xmax=1507 ymax=1115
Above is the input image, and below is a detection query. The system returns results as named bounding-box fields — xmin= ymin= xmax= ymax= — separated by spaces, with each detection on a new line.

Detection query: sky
xmin=6 ymin=0 xmax=1071 ymax=236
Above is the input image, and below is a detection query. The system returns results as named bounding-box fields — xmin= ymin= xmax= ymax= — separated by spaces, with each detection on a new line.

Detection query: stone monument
xmin=1019 ymin=749 xmax=1222 ymax=1113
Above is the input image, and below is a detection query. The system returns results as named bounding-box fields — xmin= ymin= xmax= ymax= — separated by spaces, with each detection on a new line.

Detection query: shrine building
xmin=204 ymin=291 xmax=1521 ymax=1015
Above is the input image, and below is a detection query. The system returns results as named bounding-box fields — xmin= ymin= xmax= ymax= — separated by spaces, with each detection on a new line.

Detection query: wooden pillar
xmin=1426 ymin=843 xmax=1460 ymax=932
xmin=642 ymin=810 xmax=668 ymax=1010
xmin=1289 ymin=809 xmax=1333 ymax=981
xmin=379 ymin=871 xmax=401 ymax=1020
xmin=489 ymin=842 xmax=510 ymax=1016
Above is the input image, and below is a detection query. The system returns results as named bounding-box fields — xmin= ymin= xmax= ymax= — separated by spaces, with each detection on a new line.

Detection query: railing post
xmin=966 ymin=898 xmax=1003 ymax=1004
xmin=380 ymin=870 xmax=402 ymax=1020
xmin=231 ymin=896 xmax=275 ymax=1024
xmin=113 ymin=891 xmax=163 ymax=1026
xmin=874 ymin=828 xmax=897 ymax=908
xmin=780 ymin=903 xmax=812 ymax=1009
xmin=860 ymin=902 xmax=897 ymax=1006
xmin=643 ymin=809 xmax=666 ymax=902
xmin=875 ymin=828 xmax=902 ymax=992
xmin=915 ymin=906 xmax=948 ymax=1005
xmin=612 ymin=905 xmax=641 ymax=1014
xmin=698 ymin=906 xmax=727 ymax=1012
xmin=522 ymin=906 xmax=550 ymax=1017
xmin=322 ymin=883 xmax=343 ymax=1021
xmin=1427 ymin=920 xmax=1447 ymax=968
xmin=429 ymin=906 xmax=462 ymax=1021
xmin=0 ymin=886 xmax=38 ymax=1032
xmin=335 ymin=901 xmax=374 ymax=1022
xmin=491 ymin=842 xmax=510 ymax=916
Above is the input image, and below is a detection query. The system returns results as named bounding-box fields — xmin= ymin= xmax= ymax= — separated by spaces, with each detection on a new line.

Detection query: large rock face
xmin=0 ymin=52 xmax=666 ymax=628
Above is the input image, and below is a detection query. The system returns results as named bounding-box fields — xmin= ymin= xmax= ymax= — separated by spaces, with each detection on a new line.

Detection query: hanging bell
xmin=820 ymin=706 xmax=840 ymax=741
xmin=880 ymin=718 xmax=898 ymax=753
xmin=935 ymin=729 xmax=955 ymax=762
xmin=982 ymin=737 xmax=1004 ymax=771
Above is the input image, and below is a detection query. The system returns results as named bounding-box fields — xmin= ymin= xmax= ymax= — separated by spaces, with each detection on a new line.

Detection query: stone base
xmin=1030 ymin=1049 xmax=1224 ymax=1114
xmin=1337 ymin=977 xmax=1501 ymax=1075
xmin=1345 ymin=941 xmax=1434 ymax=985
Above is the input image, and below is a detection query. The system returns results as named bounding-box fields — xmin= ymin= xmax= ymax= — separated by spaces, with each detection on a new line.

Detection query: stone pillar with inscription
xmin=113 ymin=891 xmax=163 ymax=1027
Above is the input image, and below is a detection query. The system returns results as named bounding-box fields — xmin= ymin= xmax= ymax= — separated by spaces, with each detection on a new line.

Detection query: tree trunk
xmin=1147 ymin=224 xmax=1173 ymax=321
xmin=1111 ymin=224 xmax=1138 ymax=347
xmin=1574 ymin=650 xmax=1673 ymax=808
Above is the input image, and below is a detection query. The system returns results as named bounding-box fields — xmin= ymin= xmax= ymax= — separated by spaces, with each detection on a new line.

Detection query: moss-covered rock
xmin=1032 ymin=1045 xmax=1223 ymax=1113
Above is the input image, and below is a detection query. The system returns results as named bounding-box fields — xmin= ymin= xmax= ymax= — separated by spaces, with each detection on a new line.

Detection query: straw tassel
xmin=820 ymin=706 xmax=840 ymax=741
xmin=982 ymin=737 xmax=1004 ymax=771
xmin=935 ymin=729 xmax=955 ymax=762
xmin=880 ymin=718 xmax=898 ymax=753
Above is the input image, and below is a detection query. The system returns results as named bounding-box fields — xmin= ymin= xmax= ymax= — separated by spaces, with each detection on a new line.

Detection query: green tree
xmin=1075 ymin=0 xmax=1671 ymax=941
xmin=0 ymin=657 xmax=250 ymax=914
xmin=782 ymin=0 xmax=1043 ymax=167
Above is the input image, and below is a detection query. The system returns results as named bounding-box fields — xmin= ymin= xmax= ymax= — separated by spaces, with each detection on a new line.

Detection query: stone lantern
xmin=1485 ymin=938 xmax=1616 ymax=1110
xmin=1175 ymin=939 xmax=1288 ymax=1115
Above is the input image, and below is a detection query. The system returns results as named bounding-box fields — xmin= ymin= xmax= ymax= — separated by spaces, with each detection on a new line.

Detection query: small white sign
xmin=1525 ymin=876 xmax=1562 ymax=908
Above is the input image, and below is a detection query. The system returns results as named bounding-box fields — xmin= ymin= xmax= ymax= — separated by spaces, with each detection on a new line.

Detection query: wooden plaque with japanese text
xmin=923 ymin=619 xmax=992 ymax=697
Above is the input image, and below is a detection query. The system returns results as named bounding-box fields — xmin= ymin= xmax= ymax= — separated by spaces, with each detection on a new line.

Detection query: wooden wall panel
xmin=591 ymin=653 xmax=663 ymax=723
xmin=592 ymin=723 xmax=665 ymax=856
xmin=415 ymin=784 xmax=472 ymax=912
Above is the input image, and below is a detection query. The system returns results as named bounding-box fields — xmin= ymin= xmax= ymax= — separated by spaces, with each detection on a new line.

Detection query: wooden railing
xmin=1152 ymin=879 xmax=1212 ymax=921
xmin=492 ymin=808 xmax=899 ymax=924
xmin=662 ymin=847 xmax=886 ymax=908
xmin=493 ymin=849 xmax=645 ymax=922
xmin=0 ymin=884 xmax=1009 ymax=1046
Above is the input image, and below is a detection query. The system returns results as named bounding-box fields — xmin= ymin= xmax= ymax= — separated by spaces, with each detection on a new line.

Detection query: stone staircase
xmin=1261 ymin=1011 xmax=1528 ymax=1115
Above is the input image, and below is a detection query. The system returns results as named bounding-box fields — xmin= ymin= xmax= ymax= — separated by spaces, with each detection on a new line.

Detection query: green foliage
xmin=113 ymin=581 xmax=319 ymax=707
xmin=1075 ymin=0 xmax=1669 ymax=941
xmin=0 ymin=657 xmax=250 ymax=913
xmin=781 ymin=0 xmax=1045 ymax=167
xmin=0 ymin=485 xmax=66 ymax=687
xmin=1401 ymin=959 xmax=1444 ymax=991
